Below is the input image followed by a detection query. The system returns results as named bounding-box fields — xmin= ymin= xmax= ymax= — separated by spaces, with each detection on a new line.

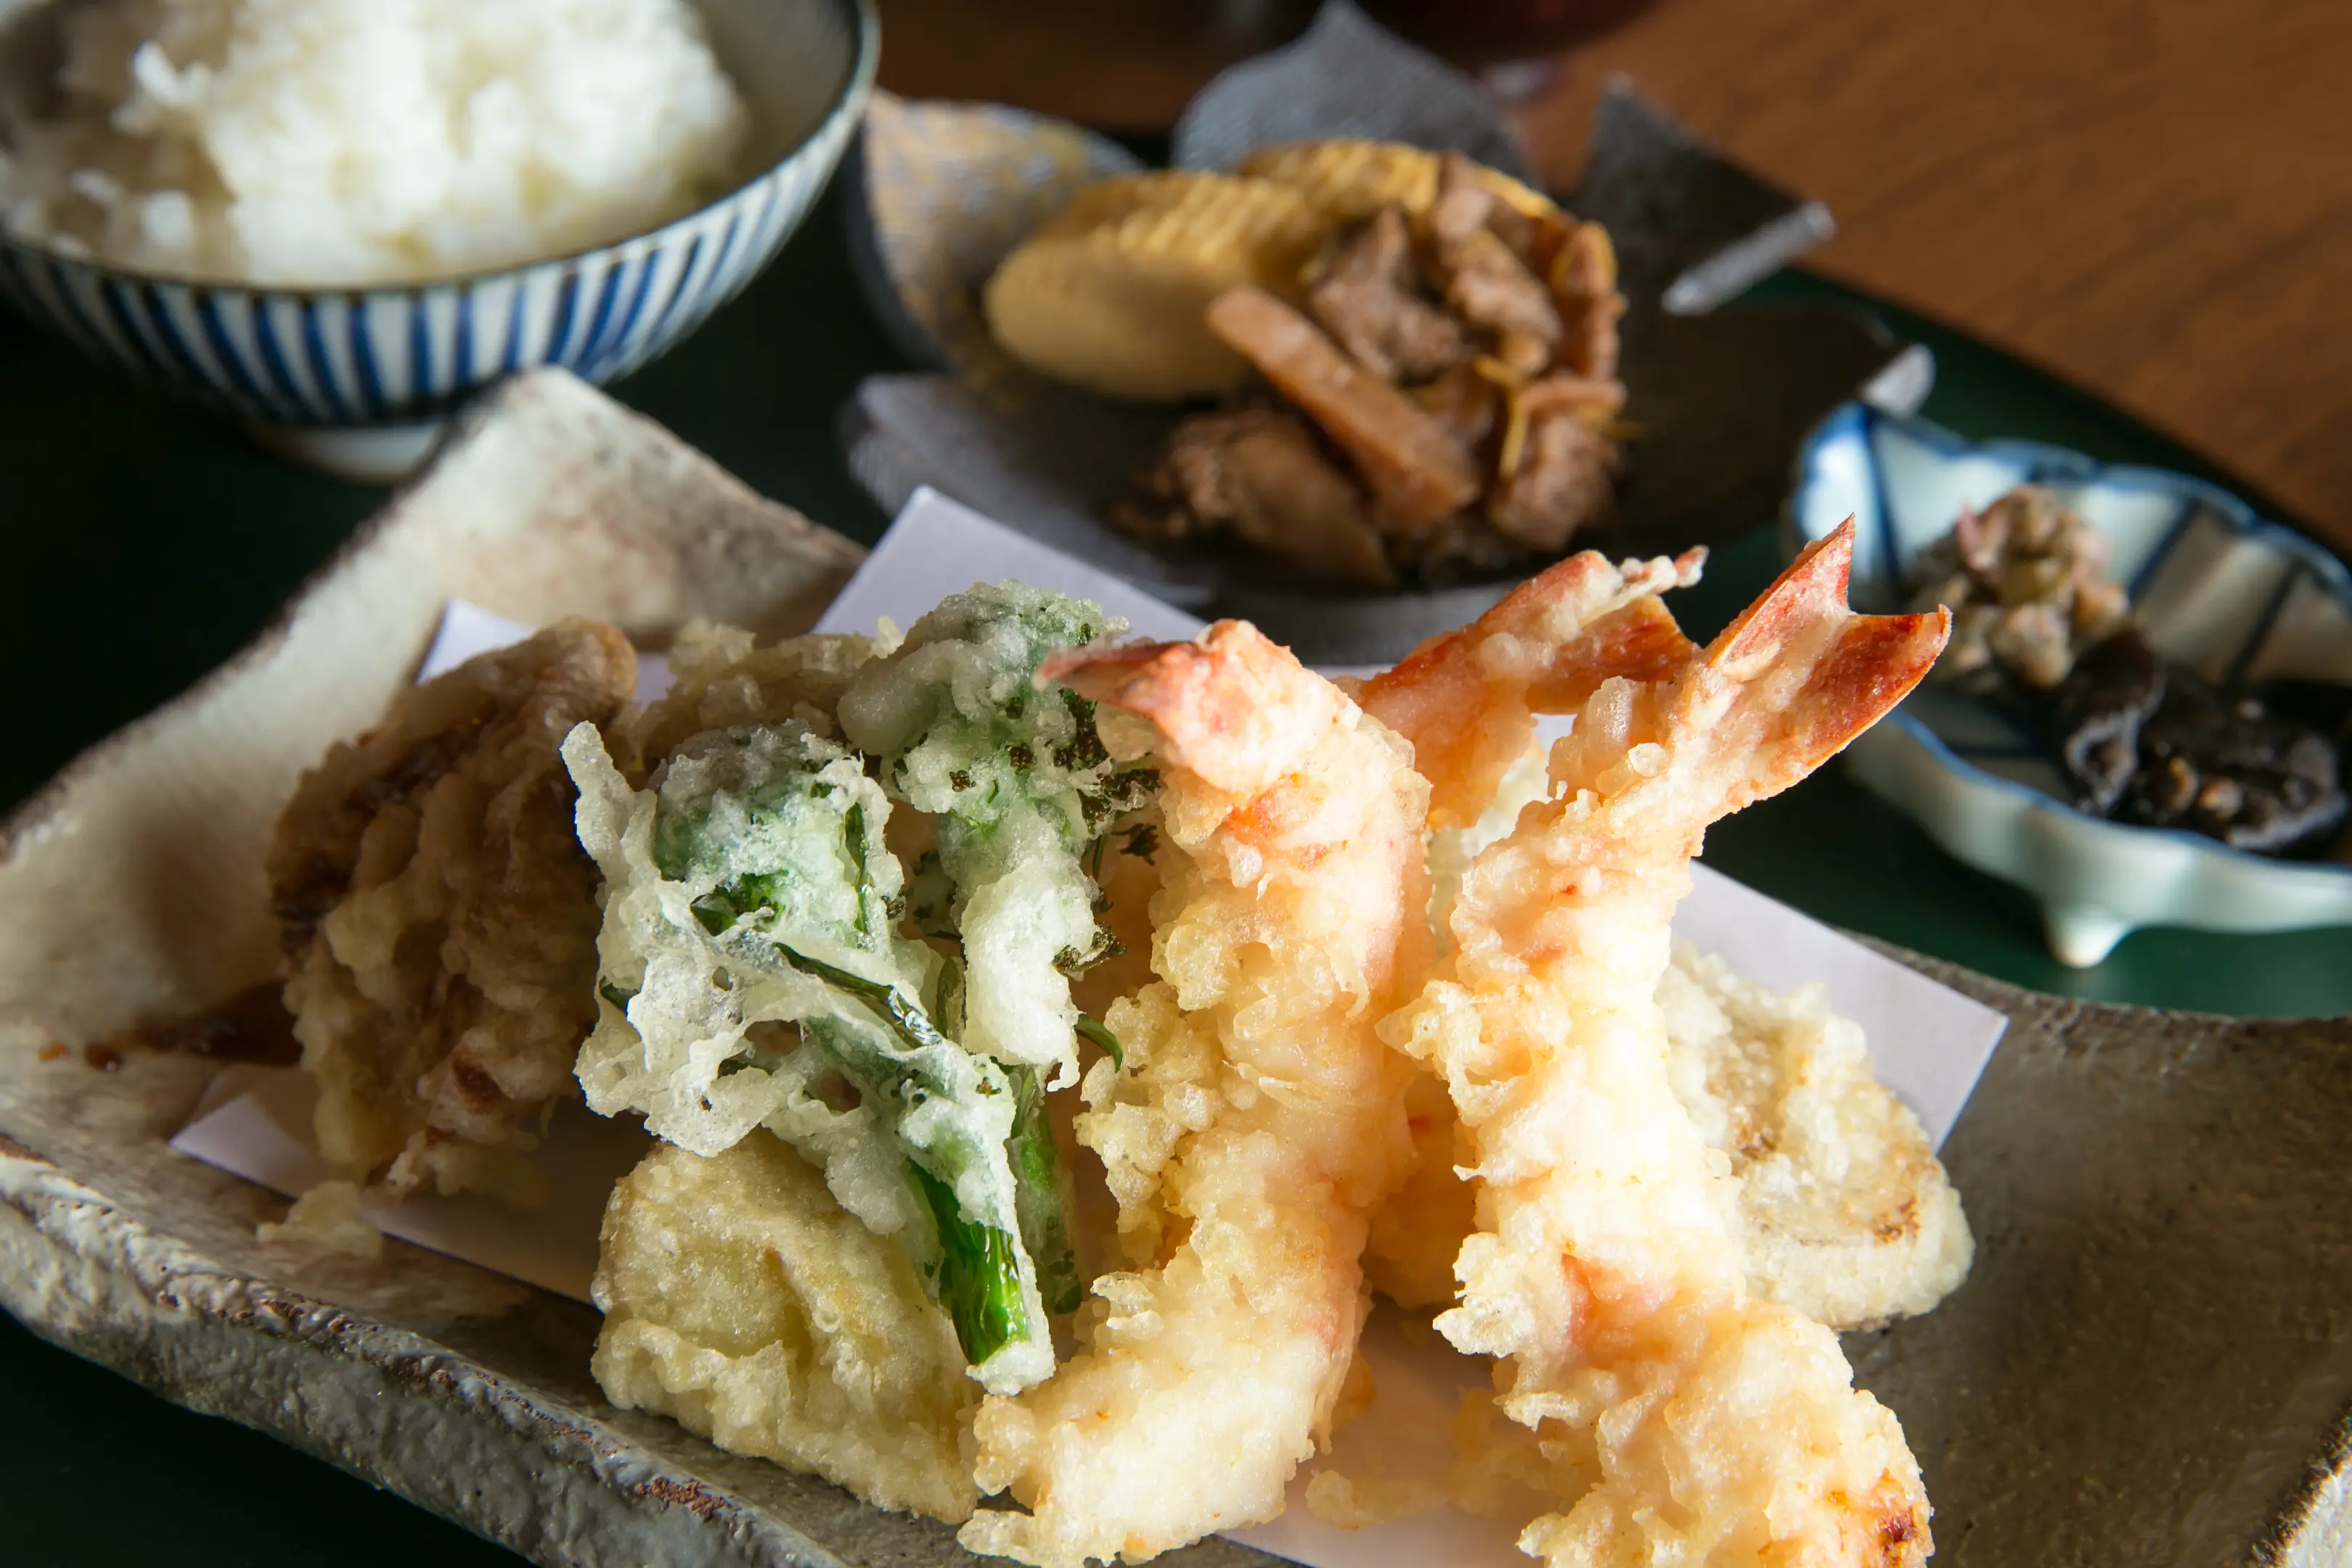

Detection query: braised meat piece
xmin=1205 ymin=286 xmax=1480 ymax=532
xmin=1487 ymin=410 xmax=1618 ymax=553
xmin=1425 ymin=151 xmax=1540 ymax=258
xmin=1549 ymin=221 xmax=1624 ymax=383
xmin=1304 ymin=205 xmax=1469 ymax=383
xmin=1411 ymin=362 xmax=1503 ymax=454
xmin=1442 ymin=226 xmax=1562 ymax=365
xmin=1140 ymin=405 xmax=1395 ymax=589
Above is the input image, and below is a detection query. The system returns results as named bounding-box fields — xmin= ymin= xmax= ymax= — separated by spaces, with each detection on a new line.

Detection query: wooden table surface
xmin=877 ymin=0 xmax=2352 ymax=555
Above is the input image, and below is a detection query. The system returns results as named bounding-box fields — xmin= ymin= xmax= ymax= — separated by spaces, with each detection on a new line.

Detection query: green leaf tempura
xmin=838 ymin=584 xmax=1156 ymax=1088
xmin=563 ymin=720 xmax=1055 ymax=1393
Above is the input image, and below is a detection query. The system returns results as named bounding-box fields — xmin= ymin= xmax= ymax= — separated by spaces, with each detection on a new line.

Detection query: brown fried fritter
xmin=618 ymin=618 xmax=875 ymax=776
xmin=268 ymin=618 xmax=636 ymax=1201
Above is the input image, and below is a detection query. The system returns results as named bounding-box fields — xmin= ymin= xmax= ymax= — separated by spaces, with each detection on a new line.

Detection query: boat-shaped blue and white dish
xmin=1790 ymin=401 xmax=2352 ymax=965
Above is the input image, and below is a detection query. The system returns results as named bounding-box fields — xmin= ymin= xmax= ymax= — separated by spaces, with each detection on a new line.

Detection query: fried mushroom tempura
xmin=620 ymin=619 xmax=875 ymax=769
xmin=957 ymin=623 xmax=1432 ymax=1568
xmin=267 ymin=618 xmax=635 ymax=1200
xmin=1379 ymin=524 xmax=1951 ymax=1564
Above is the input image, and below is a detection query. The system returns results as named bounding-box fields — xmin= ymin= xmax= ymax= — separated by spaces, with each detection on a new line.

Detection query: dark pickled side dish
xmin=1913 ymin=486 xmax=2350 ymax=857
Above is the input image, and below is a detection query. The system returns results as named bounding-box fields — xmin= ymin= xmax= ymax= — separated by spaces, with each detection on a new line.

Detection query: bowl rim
xmin=1790 ymin=398 xmax=2352 ymax=884
xmin=0 ymin=0 xmax=879 ymax=300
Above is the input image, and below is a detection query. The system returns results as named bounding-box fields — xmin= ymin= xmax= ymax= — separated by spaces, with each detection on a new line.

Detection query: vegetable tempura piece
xmin=1380 ymin=523 xmax=1948 ymax=1565
xmin=839 ymin=584 xmax=1156 ymax=1088
xmin=267 ymin=618 xmax=635 ymax=1201
xmin=1660 ymin=945 xmax=1972 ymax=1330
xmin=1371 ymin=940 xmax=1976 ymax=1331
xmin=564 ymin=721 xmax=1055 ymax=1392
xmin=958 ymin=622 xmax=1432 ymax=1568
xmin=594 ymin=1132 xmax=980 ymax=1522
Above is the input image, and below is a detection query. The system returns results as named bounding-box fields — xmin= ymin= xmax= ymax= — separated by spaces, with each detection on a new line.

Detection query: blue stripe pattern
xmin=0 ymin=0 xmax=874 ymax=432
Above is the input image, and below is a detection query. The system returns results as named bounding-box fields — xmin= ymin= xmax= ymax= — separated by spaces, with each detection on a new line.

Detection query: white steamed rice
xmin=0 ymin=0 xmax=750 ymax=285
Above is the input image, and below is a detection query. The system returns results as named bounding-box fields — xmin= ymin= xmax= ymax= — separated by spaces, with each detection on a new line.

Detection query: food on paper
xmin=253 ymin=1177 xmax=383 ymax=1259
xmin=837 ymin=585 xmax=1156 ymax=1090
xmin=266 ymin=618 xmax=634 ymax=1201
xmin=621 ymin=620 xmax=877 ymax=767
xmin=1203 ymin=285 xmax=1482 ymax=530
xmin=565 ymin=586 xmax=1154 ymax=1395
xmin=1121 ymin=150 xmax=1628 ymax=588
xmin=958 ymin=621 xmax=1434 ymax=1567
xmin=240 ymin=532 xmax=1968 ymax=1564
xmin=0 ymin=0 xmax=748 ymax=285
xmin=1365 ymin=943 xmax=1975 ymax=1332
xmin=1373 ymin=524 xmax=1950 ymax=1563
xmin=979 ymin=139 xmax=1628 ymax=588
xmin=1912 ymin=485 xmax=2348 ymax=853
xmin=1239 ymin=136 xmax=1556 ymax=228
xmin=982 ymin=171 xmax=1331 ymax=400
xmin=1659 ymin=946 xmax=1972 ymax=1328
xmin=592 ymin=1131 xmax=980 ymax=1522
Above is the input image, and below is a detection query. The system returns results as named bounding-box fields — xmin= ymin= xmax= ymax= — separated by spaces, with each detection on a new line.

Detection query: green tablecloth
xmin=3 ymin=178 xmax=2346 ymax=1564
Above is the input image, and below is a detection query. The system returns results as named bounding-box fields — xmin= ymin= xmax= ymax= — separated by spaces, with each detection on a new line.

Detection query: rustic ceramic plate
xmin=1 ymin=369 xmax=2348 ymax=1567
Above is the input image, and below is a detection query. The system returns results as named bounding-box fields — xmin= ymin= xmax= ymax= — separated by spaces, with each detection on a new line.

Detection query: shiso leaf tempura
xmin=564 ymin=719 xmax=1055 ymax=1392
xmin=840 ymin=584 xmax=1156 ymax=1090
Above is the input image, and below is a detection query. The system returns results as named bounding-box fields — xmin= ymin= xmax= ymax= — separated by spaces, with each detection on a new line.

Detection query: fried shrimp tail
xmin=957 ymin=622 xmax=1432 ymax=1568
xmin=1382 ymin=520 xmax=1951 ymax=1566
xmin=1360 ymin=546 xmax=1704 ymax=830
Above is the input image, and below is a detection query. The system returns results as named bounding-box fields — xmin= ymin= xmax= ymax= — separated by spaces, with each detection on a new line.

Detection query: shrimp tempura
xmin=958 ymin=622 xmax=1433 ymax=1568
xmin=1380 ymin=522 xmax=1950 ymax=1565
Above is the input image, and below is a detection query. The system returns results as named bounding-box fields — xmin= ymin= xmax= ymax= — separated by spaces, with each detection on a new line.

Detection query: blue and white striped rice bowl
xmin=1792 ymin=401 xmax=2352 ymax=966
xmin=0 ymin=0 xmax=877 ymax=480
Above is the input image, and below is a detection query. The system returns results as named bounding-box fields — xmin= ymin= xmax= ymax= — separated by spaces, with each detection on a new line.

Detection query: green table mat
xmin=2 ymin=176 xmax=2345 ymax=1564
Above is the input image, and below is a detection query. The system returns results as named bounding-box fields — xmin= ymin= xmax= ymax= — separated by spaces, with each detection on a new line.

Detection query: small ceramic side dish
xmin=841 ymin=22 xmax=1910 ymax=666
xmin=1791 ymin=401 xmax=2352 ymax=965
xmin=0 ymin=0 xmax=876 ymax=480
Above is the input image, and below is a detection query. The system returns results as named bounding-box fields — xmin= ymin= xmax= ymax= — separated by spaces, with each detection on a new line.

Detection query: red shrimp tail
xmin=1526 ymin=593 xmax=1700 ymax=711
xmin=1697 ymin=519 xmax=1950 ymax=813
xmin=1363 ymin=547 xmax=1704 ymax=827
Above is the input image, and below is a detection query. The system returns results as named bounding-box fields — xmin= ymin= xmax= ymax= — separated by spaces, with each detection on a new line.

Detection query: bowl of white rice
xmin=0 ymin=0 xmax=876 ymax=477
